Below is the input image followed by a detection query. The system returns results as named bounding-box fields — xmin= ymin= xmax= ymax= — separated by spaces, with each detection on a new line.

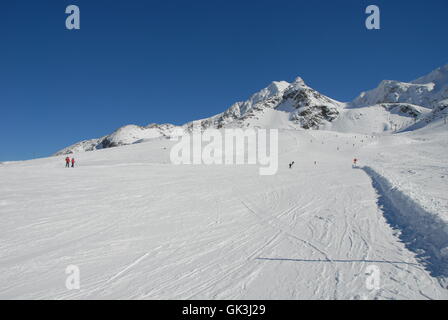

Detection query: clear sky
xmin=1 ymin=0 xmax=447 ymax=161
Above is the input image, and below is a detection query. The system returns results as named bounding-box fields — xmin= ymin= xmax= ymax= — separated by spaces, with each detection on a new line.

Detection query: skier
xmin=65 ymin=157 xmax=70 ymax=168
xmin=289 ymin=161 xmax=295 ymax=169
xmin=71 ymin=158 xmax=75 ymax=168
xmin=353 ymin=158 xmax=358 ymax=168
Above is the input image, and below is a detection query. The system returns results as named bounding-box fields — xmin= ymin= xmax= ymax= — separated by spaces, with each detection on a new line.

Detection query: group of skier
xmin=65 ymin=156 xmax=76 ymax=168
xmin=288 ymin=158 xmax=359 ymax=169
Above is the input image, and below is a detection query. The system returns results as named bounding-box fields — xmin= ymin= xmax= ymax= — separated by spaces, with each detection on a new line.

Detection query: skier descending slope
xmin=65 ymin=157 xmax=70 ymax=168
xmin=71 ymin=158 xmax=76 ymax=168
xmin=353 ymin=158 xmax=358 ymax=168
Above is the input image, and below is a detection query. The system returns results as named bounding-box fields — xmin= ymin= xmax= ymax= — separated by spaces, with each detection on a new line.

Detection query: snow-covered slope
xmin=3 ymin=65 xmax=448 ymax=300
xmin=2 ymin=126 xmax=448 ymax=299
xmin=55 ymin=123 xmax=183 ymax=156
xmin=184 ymin=80 xmax=291 ymax=130
xmin=412 ymin=64 xmax=448 ymax=88
xmin=352 ymin=64 xmax=448 ymax=109
xmin=405 ymin=99 xmax=448 ymax=132
xmin=324 ymin=103 xmax=432 ymax=134
xmin=352 ymin=80 xmax=437 ymax=108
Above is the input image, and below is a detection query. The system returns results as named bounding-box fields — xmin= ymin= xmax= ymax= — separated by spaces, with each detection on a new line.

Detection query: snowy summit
xmin=55 ymin=64 xmax=448 ymax=155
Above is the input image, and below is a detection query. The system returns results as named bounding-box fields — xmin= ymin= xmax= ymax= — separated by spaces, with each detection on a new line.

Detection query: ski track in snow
xmin=106 ymin=252 xmax=151 ymax=284
xmin=0 ymin=129 xmax=447 ymax=299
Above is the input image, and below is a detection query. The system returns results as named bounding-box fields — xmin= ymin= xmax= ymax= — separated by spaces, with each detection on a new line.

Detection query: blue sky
xmin=1 ymin=0 xmax=447 ymax=161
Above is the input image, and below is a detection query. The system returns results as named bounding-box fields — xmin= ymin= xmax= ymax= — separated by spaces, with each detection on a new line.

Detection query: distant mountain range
xmin=55 ymin=64 xmax=448 ymax=156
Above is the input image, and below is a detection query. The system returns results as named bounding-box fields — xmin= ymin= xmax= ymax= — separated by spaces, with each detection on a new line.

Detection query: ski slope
xmin=1 ymin=128 xmax=447 ymax=299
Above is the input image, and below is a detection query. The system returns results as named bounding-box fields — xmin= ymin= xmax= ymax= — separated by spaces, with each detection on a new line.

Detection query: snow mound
xmin=363 ymin=166 xmax=448 ymax=279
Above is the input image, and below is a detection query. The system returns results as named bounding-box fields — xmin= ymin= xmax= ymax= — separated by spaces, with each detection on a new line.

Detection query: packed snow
xmin=1 ymin=65 xmax=447 ymax=299
xmin=1 ymin=123 xmax=447 ymax=299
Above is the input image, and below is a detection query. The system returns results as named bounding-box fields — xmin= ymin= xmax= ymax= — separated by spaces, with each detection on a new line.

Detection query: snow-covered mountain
xmin=55 ymin=123 xmax=183 ymax=156
xmin=352 ymin=64 xmax=448 ymax=109
xmin=184 ymin=77 xmax=343 ymax=131
xmin=278 ymin=77 xmax=342 ymax=129
xmin=54 ymin=64 xmax=448 ymax=155
xmin=184 ymin=80 xmax=292 ymax=130
xmin=323 ymin=103 xmax=432 ymax=134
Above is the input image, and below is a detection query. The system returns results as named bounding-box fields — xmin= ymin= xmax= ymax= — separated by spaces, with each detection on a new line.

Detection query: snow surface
xmin=323 ymin=103 xmax=432 ymax=134
xmin=2 ymin=64 xmax=448 ymax=299
xmin=1 ymin=125 xmax=447 ymax=299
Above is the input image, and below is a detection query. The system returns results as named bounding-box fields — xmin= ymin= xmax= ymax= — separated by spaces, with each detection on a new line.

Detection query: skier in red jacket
xmin=71 ymin=158 xmax=75 ymax=168
xmin=65 ymin=157 xmax=70 ymax=168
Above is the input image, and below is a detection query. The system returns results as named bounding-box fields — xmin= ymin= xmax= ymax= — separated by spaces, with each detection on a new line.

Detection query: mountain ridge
xmin=54 ymin=64 xmax=448 ymax=156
